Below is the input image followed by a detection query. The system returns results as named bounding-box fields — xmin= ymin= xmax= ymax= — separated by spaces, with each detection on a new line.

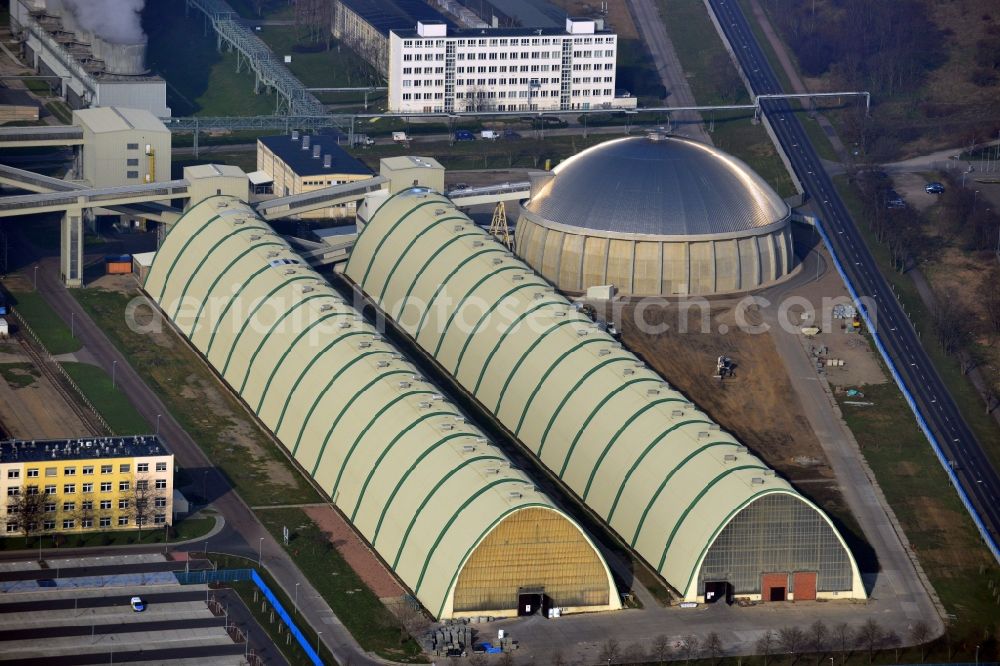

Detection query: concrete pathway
xmin=625 ymin=0 xmax=713 ymax=143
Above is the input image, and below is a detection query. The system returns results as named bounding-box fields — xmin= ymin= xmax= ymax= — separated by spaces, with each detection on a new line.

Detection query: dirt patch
xmin=891 ymin=173 xmax=939 ymax=212
xmin=300 ymin=505 xmax=406 ymax=600
xmin=808 ymin=330 xmax=887 ymax=387
xmin=181 ymin=372 xmax=300 ymax=489
xmin=894 ymin=460 xmax=921 ymax=477
xmin=88 ymin=274 xmax=139 ymax=294
xmin=907 ymin=496 xmax=989 ymax=571
xmin=610 ymin=301 xmax=835 ymax=483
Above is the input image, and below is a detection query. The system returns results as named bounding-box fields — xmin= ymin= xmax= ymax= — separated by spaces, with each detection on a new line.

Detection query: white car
xmin=130 ymin=596 xmax=145 ymax=612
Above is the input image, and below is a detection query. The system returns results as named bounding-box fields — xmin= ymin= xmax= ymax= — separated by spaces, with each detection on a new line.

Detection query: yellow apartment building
xmin=1 ymin=436 xmax=174 ymax=537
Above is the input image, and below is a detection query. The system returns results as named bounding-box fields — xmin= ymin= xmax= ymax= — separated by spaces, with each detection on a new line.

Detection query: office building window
xmin=100 ymin=500 xmax=112 ymax=510
xmin=62 ymin=502 xmax=75 ymax=512
xmin=118 ymin=499 xmax=129 ymax=510
xmin=100 ymin=517 xmax=111 ymax=528
xmin=119 ymin=464 xmax=130 ymax=474
xmin=63 ymin=484 xmax=75 ymax=494
xmin=7 ymin=469 xmax=19 ymax=479
xmin=155 ymin=479 xmax=167 ymax=489
xmin=82 ymin=483 xmax=93 ymax=493
xmin=100 ymin=482 xmax=112 ymax=492
xmin=27 ymin=468 xmax=38 ymax=478
xmin=137 ymin=463 xmax=149 ymax=473
xmin=64 ymin=467 xmax=75 ymax=476
xmin=44 ymin=485 xmax=56 ymax=495
xmin=156 ymin=462 xmax=167 ymax=472
xmin=43 ymin=520 xmax=55 ymax=530
xmin=81 ymin=518 xmax=93 ymax=528
xmin=82 ymin=466 xmax=93 ymax=475
xmin=101 ymin=465 xmax=112 ymax=474
xmin=118 ymin=516 xmax=129 ymax=526
xmin=119 ymin=481 xmax=130 ymax=492
xmin=154 ymin=514 xmax=166 ymax=525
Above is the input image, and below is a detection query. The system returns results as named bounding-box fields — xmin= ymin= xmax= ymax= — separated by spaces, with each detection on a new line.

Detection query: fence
xmin=175 ymin=567 xmax=323 ymax=666
xmin=9 ymin=308 xmax=111 ymax=434
xmin=174 ymin=568 xmax=253 ymax=585
xmin=814 ymin=218 xmax=1000 ymax=562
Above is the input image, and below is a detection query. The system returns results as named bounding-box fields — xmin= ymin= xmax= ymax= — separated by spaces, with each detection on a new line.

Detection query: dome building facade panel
xmin=347 ymin=188 xmax=865 ymax=603
xmin=515 ymin=135 xmax=796 ymax=297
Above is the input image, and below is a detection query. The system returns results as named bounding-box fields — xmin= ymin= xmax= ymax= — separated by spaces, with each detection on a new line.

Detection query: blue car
xmin=924 ymin=182 xmax=945 ymax=194
xmin=454 ymin=130 xmax=475 ymax=141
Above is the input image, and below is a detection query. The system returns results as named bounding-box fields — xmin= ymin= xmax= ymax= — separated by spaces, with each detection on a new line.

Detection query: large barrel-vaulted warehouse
xmin=515 ymin=134 xmax=795 ymax=297
xmin=347 ymin=188 xmax=866 ymax=603
xmin=143 ymin=196 xmax=620 ymax=619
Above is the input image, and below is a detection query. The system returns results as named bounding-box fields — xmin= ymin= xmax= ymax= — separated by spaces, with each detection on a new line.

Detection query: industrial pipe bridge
xmin=184 ymin=0 xmax=339 ymax=121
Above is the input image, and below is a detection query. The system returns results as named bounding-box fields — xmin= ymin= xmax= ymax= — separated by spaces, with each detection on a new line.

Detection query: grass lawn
xmin=256 ymin=25 xmax=381 ymax=88
xmin=59 ymin=361 xmax=151 ymax=435
xmin=211 ymin=552 xmax=340 ymax=666
xmin=0 ymin=516 xmax=216 ymax=551
xmin=44 ymin=101 xmax=73 ymax=125
xmin=837 ymin=383 xmax=1000 ymax=631
xmin=832 ymin=176 xmax=1000 ymax=469
xmin=255 ymin=507 xmax=425 ymax=663
xmin=144 ymin=0 xmax=277 ymax=117
xmin=0 ymin=362 xmax=39 ymax=389
xmin=72 ymin=287 xmax=319 ymax=507
xmin=8 ymin=289 xmax=81 ymax=354
xmin=658 ymin=0 xmax=796 ymax=197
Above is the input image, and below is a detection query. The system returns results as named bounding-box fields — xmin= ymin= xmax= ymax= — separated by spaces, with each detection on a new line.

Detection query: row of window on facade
xmin=401 ymin=36 xmax=615 ymax=48
xmin=402 ymin=51 xmax=613 ymax=62
xmin=401 ymin=88 xmax=612 ymax=101
xmin=7 ymin=461 xmax=168 ymax=479
xmin=6 ymin=497 xmax=167 ymax=512
xmin=6 ymin=514 xmax=168 ymax=533
xmin=7 ymin=479 xmax=167 ymax=495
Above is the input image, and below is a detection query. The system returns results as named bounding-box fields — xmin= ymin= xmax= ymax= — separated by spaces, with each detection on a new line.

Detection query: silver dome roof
xmin=524 ymin=135 xmax=790 ymax=237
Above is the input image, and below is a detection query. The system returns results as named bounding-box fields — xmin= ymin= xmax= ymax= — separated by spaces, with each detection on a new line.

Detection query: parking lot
xmin=0 ymin=553 xmax=285 ymax=665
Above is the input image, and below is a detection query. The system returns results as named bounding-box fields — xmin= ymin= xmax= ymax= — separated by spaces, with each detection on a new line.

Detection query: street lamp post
xmin=33 ymin=265 xmax=38 ymax=290
xmin=71 ymin=312 xmax=75 ymax=338
xmin=295 ymin=582 xmax=300 ymax=614
xmin=316 ymin=631 xmax=323 ymax=654
xmin=155 ymin=414 xmax=161 ymax=436
xmin=111 ymin=360 xmax=117 ymax=389
xmin=976 ymin=644 xmax=980 ymax=666
xmin=258 ymin=537 xmax=264 ymax=565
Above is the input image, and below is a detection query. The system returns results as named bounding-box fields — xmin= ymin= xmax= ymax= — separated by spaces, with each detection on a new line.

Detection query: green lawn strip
xmin=837 ymin=383 xmax=999 ymax=630
xmin=22 ymin=78 xmax=52 ymax=95
xmin=797 ymin=113 xmax=841 ymax=163
xmin=256 ymin=26 xmax=380 ymax=88
xmin=59 ymin=361 xmax=151 ymax=434
xmin=832 ymin=176 xmax=1000 ymax=468
xmin=0 ymin=362 xmax=40 ymax=388
xmin=0 ymin=516 xmax=215 ymax=550
xmin=8 ymin=289 xmax=81 ymax=354
xmin=225 ymin=0 xmax=294 ymax=20
xmin=44 ymin=101 xmax=73 ymax=125
xmin=255 ymin=507 xmax=426 ymax=663
xmin=657 ymin=0 xmax=795 ymax=197
xmin=211 ymin=552 xmax=340 ymax=666
xmin=71 ymin=288 xmax=320 ymax=507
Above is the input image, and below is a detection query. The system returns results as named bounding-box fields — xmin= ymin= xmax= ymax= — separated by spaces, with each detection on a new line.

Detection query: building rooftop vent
xmin=323 ymin=154 xmax=332 ymax=168
xmin=751 ymin=477 xmax=765 ymax=485
xmin=291 ymin=130 xmax=300 ymax=141
xmin=312 ymin=144 xmax=321 ymax=159
xmin=302 ymin=134 xmax=311 ymax=150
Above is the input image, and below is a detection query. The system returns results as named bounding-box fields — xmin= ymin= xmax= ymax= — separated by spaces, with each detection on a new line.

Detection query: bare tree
xmin=808 ymin=619 xmax=830 ymax=664
xmin=599 ymin=638 xmax=621 ymax=664
xmin=651 ymin=634 xmax=672 ymax=664
xmin=833 ymin=622 xmax=852 ymax=663
xmin=468 ymin=654 xmax=488 ymax=666
xmin=855 ymin=619 xmax=886 ymax=664
xmin=680 ymin=635 xmax=701 ymax=664
xmin=779 ymin=626 xmax=808 ymax=664
xmin=909 ymin=621 xmax=931 ymax=662
xmin=498 ymin=651 xmax=516 ymax=666
xmin=552 ymin=651 xmax=566 ymax=666
xmin=129 ymin=475 xmax=165 ymax=539
xmin=930 ymin=289 xmax=973 ymax=357
xmin=757 ymin=630 xmax=777 ymax=666
xmin=705 ymin=632 xmax=724 ymax=664
xmin=978 ymin=266 xmax=1000 ymax=336
xmin=5 ymin=483 xmax=45 ymax=545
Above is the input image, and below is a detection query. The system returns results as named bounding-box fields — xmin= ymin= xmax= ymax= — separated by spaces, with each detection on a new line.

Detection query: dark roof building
xmin=336 ymin=0 xmax=454 ymax=36
xmin=258 ymin=133 xmax=372 ymax=178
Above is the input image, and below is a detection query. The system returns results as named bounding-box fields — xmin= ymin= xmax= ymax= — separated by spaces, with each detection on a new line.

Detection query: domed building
xmin=515 ymin=134 xmax=795 ymax=297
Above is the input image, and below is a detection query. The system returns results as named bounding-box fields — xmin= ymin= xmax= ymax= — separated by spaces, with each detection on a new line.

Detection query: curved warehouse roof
xmin=143 ymin=197 xmax=618 ymax=618
xmin=524 ymin=135 xmax=790 ymax=237
xmin=346 ymin=189 xmax=864 ymax=601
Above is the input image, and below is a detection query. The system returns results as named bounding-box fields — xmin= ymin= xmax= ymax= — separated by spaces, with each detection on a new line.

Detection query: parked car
xmin=130 ymin=596 xmax=145 ymax=612
xmin=502 ymin=129 xmax=522 ymax=140
xmin=451 ymin=182 xmax=469 ymax=191
xmin=391 ymin=131 xmax=410 ymax=143
xmin=480 ymin=129 xmax=500 ymax=140
xmin=924 ymin=181 xmax=945 ymax=194
xmin=454 ymin=130 xmax=475 ymax=141
xmin=885 ymin=189 xmax=906 ymax=209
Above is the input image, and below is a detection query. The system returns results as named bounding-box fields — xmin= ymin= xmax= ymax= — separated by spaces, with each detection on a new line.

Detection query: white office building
xmin=388 ymin=18 xmax=619 ymax=114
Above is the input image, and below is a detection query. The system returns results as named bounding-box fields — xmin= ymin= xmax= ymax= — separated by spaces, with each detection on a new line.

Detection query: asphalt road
xmin=0 ymin=616 xmax=225 ymax=641
xmin=707 ymin=0 xmax=1000 ymax=549
xmin=8 ymin=644 xmax=247 ymax=665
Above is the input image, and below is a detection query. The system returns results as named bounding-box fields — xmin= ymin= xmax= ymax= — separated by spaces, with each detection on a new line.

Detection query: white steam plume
xmin=64 ymin=0 xmax=146 ymax=44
